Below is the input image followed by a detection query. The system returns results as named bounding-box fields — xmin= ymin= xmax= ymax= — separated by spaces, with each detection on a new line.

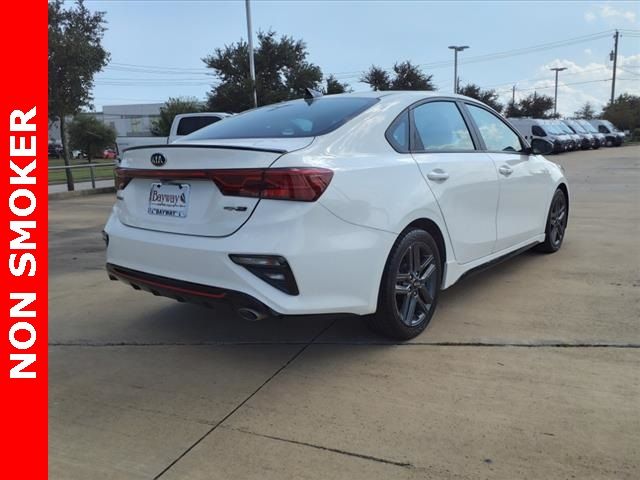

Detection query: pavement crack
xmin=230 ymin=427 xmax=414 ymax=469
xmin=152 ymin=319 xmax=338 ymax=480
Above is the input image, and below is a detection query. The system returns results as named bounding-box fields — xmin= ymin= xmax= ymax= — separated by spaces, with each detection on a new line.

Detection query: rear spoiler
xmin=122 ymin=144 xmax=287 ymax=154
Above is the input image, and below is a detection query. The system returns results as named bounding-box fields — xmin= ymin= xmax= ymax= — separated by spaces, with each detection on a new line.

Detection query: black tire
xmin=536 ymin=188 xmax=568 ymax=253
xmin=368 ymin=228 xmax=441 ymax=340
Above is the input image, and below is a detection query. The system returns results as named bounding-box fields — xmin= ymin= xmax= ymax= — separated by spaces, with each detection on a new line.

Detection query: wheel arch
xmin=557 ymin=182 xmax=569 ymax=207
xmin=402 ymin=218 xmax=447 ymax=278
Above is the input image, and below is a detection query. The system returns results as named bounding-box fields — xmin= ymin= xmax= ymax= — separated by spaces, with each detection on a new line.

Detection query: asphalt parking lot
xmin=50 ymin=146 xmax=640 ymax=479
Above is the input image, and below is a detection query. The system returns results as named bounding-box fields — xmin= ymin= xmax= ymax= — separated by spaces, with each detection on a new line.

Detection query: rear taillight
xmin=115 ymin=168 xmax=133 ymax=191
xmin=114 ymin=167 xmax=333 ymax=202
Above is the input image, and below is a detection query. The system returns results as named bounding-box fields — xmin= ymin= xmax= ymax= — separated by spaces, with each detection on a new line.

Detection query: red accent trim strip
xmin=115 ymin=270 xmax=227 ymax=299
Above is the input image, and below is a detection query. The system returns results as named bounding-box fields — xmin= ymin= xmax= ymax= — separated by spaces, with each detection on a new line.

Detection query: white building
xmin=48 ymin=103 xmax=163 ymax=144
xmin=102 ymin=103 xmax=163 ymax=137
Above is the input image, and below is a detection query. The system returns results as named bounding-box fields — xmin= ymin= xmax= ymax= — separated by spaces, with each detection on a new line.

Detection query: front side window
xmin=467 ymin=104 xmax=523 ymax=152
xmin=412 ymin=101 xmax=475 ymax=151
xmin=183 ymin=97 xmax=378 ymax=140
xmin=532 ymin=125 xmax=547 ymax=137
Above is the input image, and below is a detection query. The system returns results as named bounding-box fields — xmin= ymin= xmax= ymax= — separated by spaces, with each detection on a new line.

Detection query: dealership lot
xmin=50 ymin=147 xmax=639 ymax=479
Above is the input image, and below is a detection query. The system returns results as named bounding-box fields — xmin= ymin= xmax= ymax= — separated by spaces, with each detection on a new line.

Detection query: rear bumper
xmin=107 ymin=263 xmax=275 ymax=314
xmin=104 ymin=199 xmax=396 ymax=316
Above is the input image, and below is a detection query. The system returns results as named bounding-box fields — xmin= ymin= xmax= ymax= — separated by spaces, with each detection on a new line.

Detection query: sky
xmin=84 ymin=0 xmax=640 ymax=117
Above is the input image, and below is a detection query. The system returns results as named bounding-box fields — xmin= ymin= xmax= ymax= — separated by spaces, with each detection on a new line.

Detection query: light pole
xmin=245 ymin=0 xmax=257 ymax=108
xmin=550 ymin=67 xmax=567 ymax=117
xmin=448 ymin=45 xmax=469 ymax=94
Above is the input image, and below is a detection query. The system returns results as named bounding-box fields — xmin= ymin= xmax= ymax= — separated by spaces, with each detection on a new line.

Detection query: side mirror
xmin=530 ymin=138 xmax=554 ymax=155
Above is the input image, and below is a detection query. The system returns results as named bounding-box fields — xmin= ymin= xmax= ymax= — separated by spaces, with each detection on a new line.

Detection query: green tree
xmin=151 ymin=97 xmax=204 ymax=136
xmin=601 ymin=94 xmax=639 ymax=131
xmin=49 ymin=0 xmax=110 ymax=191
xmin=324 ymin=75 xmax=349 ymax=94
xmin=67 ymin=115 xmax=116 ymax=162
xmin=361 ymin=61 xmax=435 ymax=91
xmin=458 ymin=83 xmax=504 ymax=113
xmin=360 ymin=66 xmax=391 ymax=91
xmin=574 ymin=102 xmax=597 ymax=119
xmin=204 ymin=31 xmax=322 ymax=112
xmin=518 ymin=92 xmax=555 ymax=118
xmin=504 ymin=99 xmax=523 ymax=118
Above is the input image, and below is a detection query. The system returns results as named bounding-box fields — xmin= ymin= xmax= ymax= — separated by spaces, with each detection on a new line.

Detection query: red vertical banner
xmin=1 ymin=1 xmax=48 ymax=477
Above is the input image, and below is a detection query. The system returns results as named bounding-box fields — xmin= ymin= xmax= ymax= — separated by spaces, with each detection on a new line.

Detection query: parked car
xmin=116 ymin=112 xmax=231 ymax=154
xmin=588 ymin=119 xmax=624 ymax=146
xmin=561 ymin=119 xmax=596 ymax=149
xmin=507 ymin=117 xmax=570 ymax=153
xmin=575 ymin=119 xmax=606 ymax=147
xmin=105 ymin=92 xmax=568 ymax=340
xmin=48 ymin=143 xmax=63 ymax=158
xmin=71 ymin=149 xmax=87 ymax=160
xmin=102 ymin=148 xmax=117 ymax=159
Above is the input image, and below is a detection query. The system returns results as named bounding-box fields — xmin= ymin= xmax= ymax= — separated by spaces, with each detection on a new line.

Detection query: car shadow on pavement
xmin=116 ymin=249 xmax=543 ymax=347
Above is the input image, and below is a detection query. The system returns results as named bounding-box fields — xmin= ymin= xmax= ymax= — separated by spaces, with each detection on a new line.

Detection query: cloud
xmin=496 ymin=55 xmax=640 ymax=117
xmin=584 ymin=48 xmax=593 ymax=55
xmin=585 ymin=3 xmax=637 ymax=24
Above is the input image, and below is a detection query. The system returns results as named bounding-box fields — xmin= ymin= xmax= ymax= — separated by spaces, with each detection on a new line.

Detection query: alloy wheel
xmin=394 ymin=242 xmax=437 ymax=327
xmin=549 ymin=193 xmax=567 ymax=247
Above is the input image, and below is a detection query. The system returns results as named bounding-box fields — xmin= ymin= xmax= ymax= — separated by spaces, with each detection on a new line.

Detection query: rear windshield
xmin=184 ymin=97 xmax=378 ymax=140
xmin=176 ymin=116 xmax=222 ymax=136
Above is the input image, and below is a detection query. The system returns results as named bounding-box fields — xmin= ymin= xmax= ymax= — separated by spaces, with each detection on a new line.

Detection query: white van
xmin=587 ymin=119 xmax=625 ymax=146
xmin=507 ymin=118 xmax=570 ymax=153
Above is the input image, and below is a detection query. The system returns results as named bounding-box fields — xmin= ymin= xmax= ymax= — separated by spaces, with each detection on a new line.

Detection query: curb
xmin=49 ymin=186 xmax=115 ymax=200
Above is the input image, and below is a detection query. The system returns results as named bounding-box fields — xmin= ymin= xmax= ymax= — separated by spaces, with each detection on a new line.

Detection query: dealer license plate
xmin=148 ymin=183 xmax=190 ymax=218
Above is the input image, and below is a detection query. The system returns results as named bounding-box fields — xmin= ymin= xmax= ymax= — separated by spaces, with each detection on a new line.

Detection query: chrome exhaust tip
xmin=237 ymin=307 xmax=268 ymax=322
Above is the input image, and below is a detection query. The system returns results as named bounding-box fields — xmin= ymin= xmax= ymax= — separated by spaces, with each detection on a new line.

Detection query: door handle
xmin=427 ymin=169 xmax=449 ymax=181
xmin=498 ymin=165 xmax=513 ymax=176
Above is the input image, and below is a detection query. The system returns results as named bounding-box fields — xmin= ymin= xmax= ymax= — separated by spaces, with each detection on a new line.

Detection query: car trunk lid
xmin=116 ymin=139 xmax=312 ymax=237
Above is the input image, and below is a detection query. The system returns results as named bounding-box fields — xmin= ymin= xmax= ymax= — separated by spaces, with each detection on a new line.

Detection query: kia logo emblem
xmin=150 ymin=153 xmax=166 ymax=167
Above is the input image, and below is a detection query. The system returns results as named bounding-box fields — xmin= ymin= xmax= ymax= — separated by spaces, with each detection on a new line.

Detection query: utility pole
xmin=245 ymin=0 xmax=257 ymax=108
xmin=448 ymin=45 xmax=469 ymax=94
xmin=512 ymin=85 xmax=516 ymax=104
xmin=610 ymin=30 xmax=619 ymax=105
xmin=550 ymin=67 xmax=567 ymax=117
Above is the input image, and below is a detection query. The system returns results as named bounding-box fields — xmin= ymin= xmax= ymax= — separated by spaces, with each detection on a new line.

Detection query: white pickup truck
xmin=116 ymin=112 xmax=230 ymax=154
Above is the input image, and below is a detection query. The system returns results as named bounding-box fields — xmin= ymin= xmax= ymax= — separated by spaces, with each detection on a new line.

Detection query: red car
xmin=103 ymin=148 xmax=117 ymax=159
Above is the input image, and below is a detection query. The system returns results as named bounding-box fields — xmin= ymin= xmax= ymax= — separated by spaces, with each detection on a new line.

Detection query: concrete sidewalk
xmin=49 ymin=178 xmax=114 ymax=195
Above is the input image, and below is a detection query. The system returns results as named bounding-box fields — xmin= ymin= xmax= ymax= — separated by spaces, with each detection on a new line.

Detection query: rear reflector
xmin=229 ymin=254 xmax=299 ymax=295
xmin=115 ymin=167 xmax=333 ymax=202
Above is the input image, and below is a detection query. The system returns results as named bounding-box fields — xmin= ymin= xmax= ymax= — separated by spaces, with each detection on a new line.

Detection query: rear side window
xmin=176 ymin=116 xmax=222 ymax=136
xmin=184 ymin=97 xmax=378 ymax=140
xmin=412 ymin=101 xmax=475 ymax=151
xmin=386 ymin=111 xmax=410 ymax=152
xmin=466 ymin=104 xmax=523 ymax=152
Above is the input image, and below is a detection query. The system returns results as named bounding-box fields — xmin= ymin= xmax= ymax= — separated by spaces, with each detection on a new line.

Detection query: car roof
xmin=326 ymin=90 xmax=465 ymax=101
xmin=316 ymin=90 xmax=492 ymax=110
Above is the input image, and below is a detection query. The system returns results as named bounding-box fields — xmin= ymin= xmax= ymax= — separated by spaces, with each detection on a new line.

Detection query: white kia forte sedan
xmin=104 ymin=91 xmax=568 ymax=339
